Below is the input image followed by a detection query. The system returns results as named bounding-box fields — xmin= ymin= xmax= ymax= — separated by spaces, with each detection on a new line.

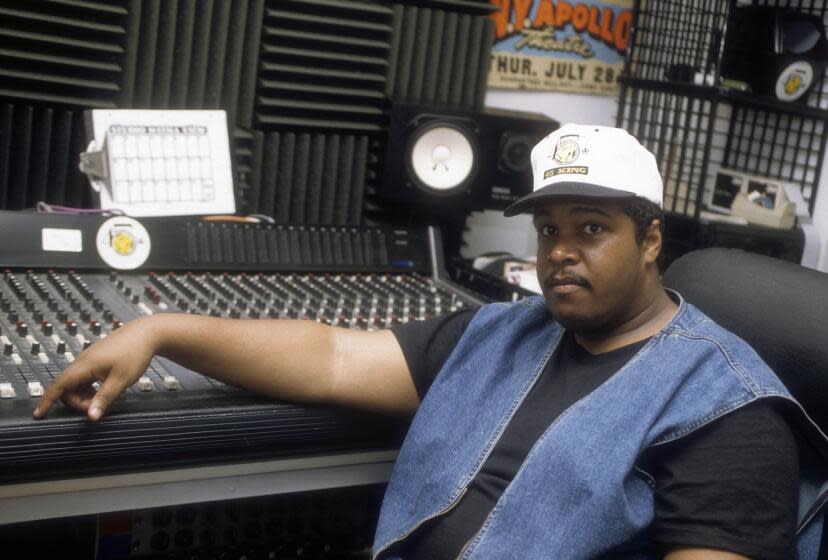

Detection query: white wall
xmin=486 ymin=90 xmax=618 ymax=127
xmin=814 ymin=168 xmax=828 ymax=271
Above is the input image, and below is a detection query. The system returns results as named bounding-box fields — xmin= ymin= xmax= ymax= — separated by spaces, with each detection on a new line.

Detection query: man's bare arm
xmin=665 ymin=548 xmax=750 ymax=559
xmin=34 ymin=314 xmax=419 ymax=421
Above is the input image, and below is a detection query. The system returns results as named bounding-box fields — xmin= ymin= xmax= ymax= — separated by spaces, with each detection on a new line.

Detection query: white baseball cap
xmin=503 ymin=124 xmax=663 ymax=216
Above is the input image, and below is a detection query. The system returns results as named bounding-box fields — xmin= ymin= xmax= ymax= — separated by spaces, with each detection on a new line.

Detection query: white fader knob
xmin=162 ymin=375 xmax=181 ymax=391
xmin=27 ymin=381 xmax=44 ymax=397
xmin=0 ymin=383 xmax=15 ymax=399
xmin=137 ymin=376 xmax=154 ymax=392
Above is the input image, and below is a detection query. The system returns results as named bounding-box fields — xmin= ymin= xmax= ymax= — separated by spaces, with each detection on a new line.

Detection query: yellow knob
xmin=111 ymin=232 xmax=135 ymax=255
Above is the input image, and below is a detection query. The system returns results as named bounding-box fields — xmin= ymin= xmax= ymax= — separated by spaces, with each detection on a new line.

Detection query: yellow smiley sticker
xmin=785 ymin=74 xmax=803 ymax=95
xmin=111 ymin=232 xmax=135 ymax=255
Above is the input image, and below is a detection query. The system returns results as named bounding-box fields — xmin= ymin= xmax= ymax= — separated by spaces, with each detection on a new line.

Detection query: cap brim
xmin=503 ymin=182 xmax=638 ymax=217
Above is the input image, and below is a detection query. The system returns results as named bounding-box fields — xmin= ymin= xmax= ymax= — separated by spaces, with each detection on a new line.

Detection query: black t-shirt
xmin=390 ymin=308 xmax=799 ymax=559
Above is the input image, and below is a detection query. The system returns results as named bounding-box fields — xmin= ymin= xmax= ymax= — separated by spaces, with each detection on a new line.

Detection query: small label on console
xmin=42 ymin=228 xmax=83 ymax=253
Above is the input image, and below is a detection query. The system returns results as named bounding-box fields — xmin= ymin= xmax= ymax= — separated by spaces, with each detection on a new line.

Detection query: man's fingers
xmin=34 ymin=361 xmax=96 ymax=418
xmin=87 ymin=372 xmax=131 ymax=421
xmin=33 ymin=371 xmax=71 ymax=418
xmin=61 ymin=392 xmax=92 ymax=413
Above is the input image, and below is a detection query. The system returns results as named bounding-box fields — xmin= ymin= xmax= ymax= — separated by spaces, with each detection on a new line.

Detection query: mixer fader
xmin=0 ymin=212 xmax=482 ymax=484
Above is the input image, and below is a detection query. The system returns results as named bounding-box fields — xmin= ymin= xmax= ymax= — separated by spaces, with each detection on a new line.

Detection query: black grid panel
xmin=0 ymin=0 xmax=130 ymax=108
xmin=255 ymin=0 xmax=393 ymax=132
xmin=387 ymin=5 xmax=493 ymax=109
xmin=627 ymin=0 xmax=729 ymax=83
xmin=723 ymin=105 xmax=828 ymax=213
xmin=251 ymin=131 xmax=380 ymax=226
xmin=126 ymin=0 xmax=264 ymax=129
xmin=628 ymin=0 xmax=828 ymax=110
xmin=618 ymin=88 xmax=717 ymax=217
xmin=0 ymin=103 xmax=92 ymax=211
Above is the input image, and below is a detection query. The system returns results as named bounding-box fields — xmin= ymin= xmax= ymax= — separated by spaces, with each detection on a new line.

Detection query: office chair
xmin=663 ymin=247 xmax=828 ymax=557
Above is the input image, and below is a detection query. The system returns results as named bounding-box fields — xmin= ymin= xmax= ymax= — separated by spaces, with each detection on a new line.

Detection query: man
xmin=35 ymin=125 xmax=825 ymax=558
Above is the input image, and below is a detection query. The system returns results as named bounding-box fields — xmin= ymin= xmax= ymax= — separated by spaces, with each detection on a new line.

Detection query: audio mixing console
xmin=0 ymin=211 xmax=481 ymax=484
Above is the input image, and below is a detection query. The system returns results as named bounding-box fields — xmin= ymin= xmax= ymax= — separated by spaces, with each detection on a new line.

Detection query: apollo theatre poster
xmin=489 ymin=0 xmax=634 ymax=94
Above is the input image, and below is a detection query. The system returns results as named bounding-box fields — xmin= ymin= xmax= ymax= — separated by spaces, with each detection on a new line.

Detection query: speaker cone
xmin=407 ymin=122 xmax=478 ymax=195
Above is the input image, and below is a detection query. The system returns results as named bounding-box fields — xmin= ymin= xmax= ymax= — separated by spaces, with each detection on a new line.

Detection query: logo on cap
xmin=544 ymin=166 xmax=588 ymax=179
xmin=553 ymin=136 xmax=580 ymax=165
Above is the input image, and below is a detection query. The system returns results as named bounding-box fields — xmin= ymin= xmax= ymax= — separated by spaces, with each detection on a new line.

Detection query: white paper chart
xmin=86 ymin=110 xmax=236 ymax=217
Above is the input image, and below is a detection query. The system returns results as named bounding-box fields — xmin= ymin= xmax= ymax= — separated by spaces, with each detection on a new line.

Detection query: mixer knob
xmin=69 ymin=297 xmax=81 ymax=311
xmin=82 ymin=340 xmax=92 ymax=351
xmin=249 ymin=310 xmax=260 ymax=319
xmin=57 ymin=308 xmax=68 ymax=322
xmin=90 ymin=321 xmax=102 ymax=336
xmin=109 ymin=271 xmax=118 ymax=282
xmin=92 ymin=298 xmax=104 ymax=311
xmin=7 ymin=311 xmax=18 ymax=322
xmin=32 ymin=308 xmax=43 ymax=322
xmin=123 ymin=287 xmax=132 ymax=297
xmin=30 ymin=341 xmax=40 ymax=355
xmin=116 ymin=280 xmax=124 ymax=289
xmin=24 ymin=298 xmax=34 ymax=311
xmin=41 ymin=321 xmax=53 ymax=336
xmin=16 ymin=321 xmax=27 ymax=336
xmin=112 ymin=320 xmax=123 ymax=330
xmin=47 ymin=297 xmax=58 ymax=311
xmin=3 ymin=343 xmax=12 ymax=356
xmin=80 ymin=309 xmax=91 ymax=322
xmin=102 ymin=309 xmax=114 ymax=322
xmin=66 ymin=321 xmax=77 ymax=336
xmin=229 ymin=308 xmax=240 ymax=319
xmin=131 ymin=294 xmax=140 ymax=305
xmin=56 ymin=341 xmax=66 ymax=354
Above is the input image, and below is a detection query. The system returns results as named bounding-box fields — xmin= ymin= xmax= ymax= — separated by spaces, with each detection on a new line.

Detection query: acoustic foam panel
xmin=255 ymin=0 xmax=393 ymax=132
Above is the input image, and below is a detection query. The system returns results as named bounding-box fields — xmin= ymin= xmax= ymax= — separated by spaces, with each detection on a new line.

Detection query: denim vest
xmin=373 ymin=294 xmax=828 ymax=559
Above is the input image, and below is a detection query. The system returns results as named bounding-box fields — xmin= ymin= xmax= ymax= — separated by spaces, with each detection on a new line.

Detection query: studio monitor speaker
xmin=381 ymin=104 xmax=558 ymax=210
xmin=720 ymin=6 xmax=828 ymax=102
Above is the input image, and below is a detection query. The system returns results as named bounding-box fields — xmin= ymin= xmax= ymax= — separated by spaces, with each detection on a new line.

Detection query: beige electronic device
xmin=729 ymin=177 xmax=796 ymax=229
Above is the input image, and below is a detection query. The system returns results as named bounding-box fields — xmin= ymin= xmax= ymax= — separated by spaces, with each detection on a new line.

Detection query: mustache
xmin=544 ymin=272 xmax=590 ymax=289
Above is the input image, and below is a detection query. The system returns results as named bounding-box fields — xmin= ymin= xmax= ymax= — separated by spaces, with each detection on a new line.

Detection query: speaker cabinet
xmin=720 ymin=6 xmax=828 ymax=102
xmin=381 ymin=105 xmax=557 ymax=210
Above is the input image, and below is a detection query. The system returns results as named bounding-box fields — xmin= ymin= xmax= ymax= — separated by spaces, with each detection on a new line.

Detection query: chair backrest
xmin=663 ymin=248 xmax=828 ymax=433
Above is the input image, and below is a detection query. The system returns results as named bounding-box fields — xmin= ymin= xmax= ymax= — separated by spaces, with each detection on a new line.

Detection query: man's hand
xmin=33 ymin=313 xmax=419 ymax=422
xmin=33 ymin=316 xmax=160 ymax=421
